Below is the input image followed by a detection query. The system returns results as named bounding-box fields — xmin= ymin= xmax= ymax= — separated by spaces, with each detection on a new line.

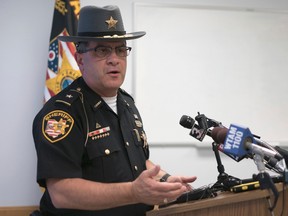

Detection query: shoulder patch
xmin=42 ymin=110 xmax=74 ymax=143
xmin=55 ymin=89 xmax=82 ymax=106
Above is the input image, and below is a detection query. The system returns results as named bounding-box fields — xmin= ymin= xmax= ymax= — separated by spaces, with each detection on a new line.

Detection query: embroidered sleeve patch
xmin=42 ymin=110 xmax=74 ymax=143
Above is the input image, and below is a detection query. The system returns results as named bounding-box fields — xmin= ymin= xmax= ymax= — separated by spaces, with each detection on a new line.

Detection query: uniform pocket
xmin=86 ymin=138 xmax=121 ymax=160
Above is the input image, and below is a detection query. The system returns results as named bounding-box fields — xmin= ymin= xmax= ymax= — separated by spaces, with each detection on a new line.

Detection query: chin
xmin=108 ymin=80 xmax=124 ymax=88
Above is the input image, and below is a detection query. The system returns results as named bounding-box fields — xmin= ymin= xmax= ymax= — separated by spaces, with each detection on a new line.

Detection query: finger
xmin=161 ymin=185 xmax=187 ymax=201
xmin=157 ymin=181 xmax=183 ymax=191
xmin=156 ymin=182 xmax=189 ymax=198
xmin=180 ymin=176 xmax=197 ymax=183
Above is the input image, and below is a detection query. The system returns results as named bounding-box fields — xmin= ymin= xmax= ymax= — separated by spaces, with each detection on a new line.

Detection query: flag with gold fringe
xmin=44 ymin=0 xmax=81 ymax=103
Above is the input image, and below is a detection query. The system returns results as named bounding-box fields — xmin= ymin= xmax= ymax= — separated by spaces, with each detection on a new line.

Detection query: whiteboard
xmin=132 ymin=3 xmax=288 ymax=146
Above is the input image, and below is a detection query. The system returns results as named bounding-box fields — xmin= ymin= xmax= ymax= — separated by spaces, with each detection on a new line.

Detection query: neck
xmin=102 ymin=95 xmax=118 ymax=114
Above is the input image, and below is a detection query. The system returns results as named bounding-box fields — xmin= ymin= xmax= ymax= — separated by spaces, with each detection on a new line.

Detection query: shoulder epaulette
xmin=55 ymin=89 xmax=83 ymax=106
xmin=119 ymin=88 xmax=134 ymax=102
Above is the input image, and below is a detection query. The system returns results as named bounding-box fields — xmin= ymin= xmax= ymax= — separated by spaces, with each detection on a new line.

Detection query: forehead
xmin=88 ymin=40 xmax=126 ymax=47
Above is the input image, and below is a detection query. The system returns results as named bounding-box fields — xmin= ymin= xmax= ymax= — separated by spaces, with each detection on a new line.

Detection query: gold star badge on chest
xmin=105 ymin=16 xmax=118 ymax=29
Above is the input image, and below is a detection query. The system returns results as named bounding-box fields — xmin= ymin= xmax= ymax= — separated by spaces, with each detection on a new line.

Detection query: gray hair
xmin=75 ymin=42 xmax=89 ymax=53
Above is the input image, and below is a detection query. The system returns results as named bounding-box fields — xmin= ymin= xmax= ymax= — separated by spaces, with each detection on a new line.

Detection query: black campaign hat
xmin=58 ymin=5 xmax=146 ymax=42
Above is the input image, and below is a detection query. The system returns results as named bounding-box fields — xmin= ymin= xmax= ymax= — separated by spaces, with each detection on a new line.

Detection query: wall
xmin=133 ymin=4 xmax=288 ymax=145
xmin=0 ymin=0 xmax=287 ymax=207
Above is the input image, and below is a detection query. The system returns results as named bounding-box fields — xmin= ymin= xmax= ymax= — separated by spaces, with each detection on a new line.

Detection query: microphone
xmin=180 ymin=115 xmax=245 ymax=162
xmin=210 ymin=127 xmax=250 ymax=162
xmin=264 ymin=156 xmax=287 ymax=173
xmin=274 ymin=146 xmax=288 ymax=165
xmin=179 ymin=115 xmax=195 ymax=129
xmin=180 ymin=115 xmax=283 ymax=164
xmin=214 ymin=125 xmax=283 ymax=161
xmin=179 ymin=115 xmax=211 ymax=141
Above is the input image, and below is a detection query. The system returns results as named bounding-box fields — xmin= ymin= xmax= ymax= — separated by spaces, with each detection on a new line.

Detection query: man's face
xmin=76 ymin=40 xmax=128 ymax=97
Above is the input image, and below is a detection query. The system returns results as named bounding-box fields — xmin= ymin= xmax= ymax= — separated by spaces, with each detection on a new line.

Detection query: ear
xmin=75 ymin=52 xmax=83 ymax=67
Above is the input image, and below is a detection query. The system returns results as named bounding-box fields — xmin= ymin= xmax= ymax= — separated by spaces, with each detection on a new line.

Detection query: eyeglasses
xmin=81 ymin=45 xmax=132 ymax=58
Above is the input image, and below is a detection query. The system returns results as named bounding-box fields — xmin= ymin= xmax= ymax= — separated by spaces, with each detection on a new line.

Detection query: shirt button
xmin=105 ymin=149 xmax=110 ymax=155
xmin=134 ymin=166 xmax=138 ymax=171
xmin=126 ymin=142 xmax=129 ymax=146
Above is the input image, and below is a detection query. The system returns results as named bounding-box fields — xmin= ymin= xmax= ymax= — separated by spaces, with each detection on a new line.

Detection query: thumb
xmin=146 ymin=164 xmax=161 ymax=179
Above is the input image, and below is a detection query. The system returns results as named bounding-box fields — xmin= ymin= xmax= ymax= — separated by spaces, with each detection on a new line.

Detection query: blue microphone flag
xmin=223 ymin=124 xmax=255 ymax=158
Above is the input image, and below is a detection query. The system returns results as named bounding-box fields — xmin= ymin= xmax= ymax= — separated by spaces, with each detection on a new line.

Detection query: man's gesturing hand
xmin=131 ymin=165 xmax=195 ymax=205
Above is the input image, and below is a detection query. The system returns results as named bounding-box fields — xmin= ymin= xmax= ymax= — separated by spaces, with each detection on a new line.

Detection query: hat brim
xmin=58 ymin=31 xmax=146 ymax=42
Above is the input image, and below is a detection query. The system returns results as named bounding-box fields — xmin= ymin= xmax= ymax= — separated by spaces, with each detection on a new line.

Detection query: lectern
xmin=147 ymin=183 xmax=287 ymax=216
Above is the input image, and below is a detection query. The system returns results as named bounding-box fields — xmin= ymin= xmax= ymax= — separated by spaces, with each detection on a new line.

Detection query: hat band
xmin=78 ymin=31 xmax=127 ymax=37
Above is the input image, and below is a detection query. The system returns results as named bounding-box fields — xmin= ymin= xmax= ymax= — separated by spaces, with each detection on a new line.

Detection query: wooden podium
xmin=147 ymin=183 xmax=287 ymax=216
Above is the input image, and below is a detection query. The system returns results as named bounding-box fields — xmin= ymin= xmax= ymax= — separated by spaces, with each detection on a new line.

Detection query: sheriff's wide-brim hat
xmin=58 ymin=5 xmax=146 ymax=42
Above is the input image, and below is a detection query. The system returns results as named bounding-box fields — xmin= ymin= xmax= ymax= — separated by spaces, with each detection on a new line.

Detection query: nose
xmin=106 ymin=50 xmax=121 ymax=65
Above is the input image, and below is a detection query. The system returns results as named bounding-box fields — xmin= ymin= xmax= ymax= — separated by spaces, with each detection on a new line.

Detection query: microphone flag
xmin=223 ymin=124 xmax=253 ymax=158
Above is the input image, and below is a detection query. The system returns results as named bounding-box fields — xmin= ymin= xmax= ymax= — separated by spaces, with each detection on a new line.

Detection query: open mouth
xmin=109 ymin=71 xmax=119 ymax=74
xmin=107 ymin=70 xmax=120 ymax=75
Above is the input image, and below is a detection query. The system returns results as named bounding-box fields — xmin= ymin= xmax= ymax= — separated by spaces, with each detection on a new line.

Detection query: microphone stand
xmin=253 ymin=151 xmax=279 ymax=211
xmin=211 ymin=142 xmax=241 ymax=191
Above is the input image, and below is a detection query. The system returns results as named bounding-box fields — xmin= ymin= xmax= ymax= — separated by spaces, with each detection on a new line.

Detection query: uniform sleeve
xmin=33 ymin=108 xmax=86 ymax=187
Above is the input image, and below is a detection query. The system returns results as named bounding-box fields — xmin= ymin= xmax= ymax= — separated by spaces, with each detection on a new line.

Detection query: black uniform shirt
xmin=33 ymin=77 xmax=152 ymax=216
